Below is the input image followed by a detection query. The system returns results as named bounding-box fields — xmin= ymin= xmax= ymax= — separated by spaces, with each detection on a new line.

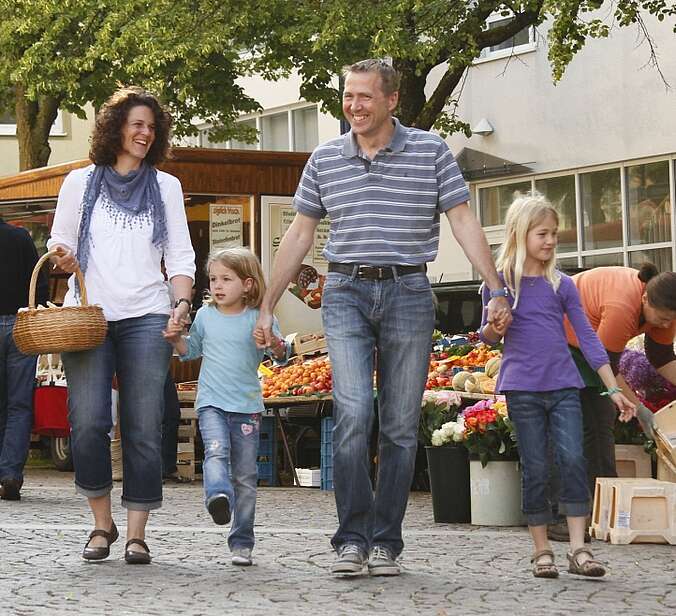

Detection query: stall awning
xmin=456 ymin=147 xmax=533 ymax=181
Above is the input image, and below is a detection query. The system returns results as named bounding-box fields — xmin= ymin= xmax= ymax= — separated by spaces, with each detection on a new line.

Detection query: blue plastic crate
xmin=257 ymin=416 xmax=277 ymax=486
xmin=321 ymin=416 xmax=334 ymax=445
xmin=321 ymin=464 xmax=333 ymax=491
xmin=257 ymin=461 xmax=276 ymax=486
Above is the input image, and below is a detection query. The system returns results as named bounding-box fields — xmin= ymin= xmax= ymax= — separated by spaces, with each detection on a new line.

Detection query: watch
xmin=489 ymin=287 xmax=509 ymax=299
xmin=174 ymin=298 xmax=191 ymax=310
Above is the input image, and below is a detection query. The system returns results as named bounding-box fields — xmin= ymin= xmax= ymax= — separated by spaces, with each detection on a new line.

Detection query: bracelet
xmin=601 ymin=386 xmax=623 ymax=397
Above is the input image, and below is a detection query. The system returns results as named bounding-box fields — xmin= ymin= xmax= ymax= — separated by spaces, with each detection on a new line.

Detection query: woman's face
xmin=642 ymin=293 xmax=676 ymax=329
xmin=119 ymin=105 xmax=156 ymax=164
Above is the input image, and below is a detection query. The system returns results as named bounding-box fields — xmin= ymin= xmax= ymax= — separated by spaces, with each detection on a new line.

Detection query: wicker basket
xmin=13 ymin=250 xmax=107 ymax=355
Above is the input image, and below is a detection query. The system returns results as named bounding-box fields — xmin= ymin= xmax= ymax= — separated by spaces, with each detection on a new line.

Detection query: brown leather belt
xmin=328 ymin=262 xmax=426 ymax=280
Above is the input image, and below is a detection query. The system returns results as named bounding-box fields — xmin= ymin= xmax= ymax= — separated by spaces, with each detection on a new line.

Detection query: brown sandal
xmin=531 ymin=549 xmax=559 ymax=578
xmin=567 ymin=547 xmax=606 ymax=577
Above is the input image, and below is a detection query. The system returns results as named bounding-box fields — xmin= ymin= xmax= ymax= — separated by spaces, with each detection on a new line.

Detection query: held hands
xmin=162 ymin=316 xmax=185 ymax=344
xmin=253 ymin=310 xmax=274 ymax=349
xmin=486 ymin=296 xmax=512 ymax=336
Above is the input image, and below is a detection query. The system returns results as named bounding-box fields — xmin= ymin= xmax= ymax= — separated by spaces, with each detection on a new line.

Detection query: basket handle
xmin=29 ymin=249 xmax=89 ymax=309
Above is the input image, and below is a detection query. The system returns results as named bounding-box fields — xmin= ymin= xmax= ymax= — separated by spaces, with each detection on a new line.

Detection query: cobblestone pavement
xmin=0 ymin=469 xmax=674 ymax=616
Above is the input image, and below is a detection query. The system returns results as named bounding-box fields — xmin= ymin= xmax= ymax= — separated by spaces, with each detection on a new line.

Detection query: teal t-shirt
xmin=180 ymin=304 xmax=286 ymax=414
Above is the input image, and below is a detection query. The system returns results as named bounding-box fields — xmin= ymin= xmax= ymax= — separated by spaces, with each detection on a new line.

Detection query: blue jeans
xmin=198 ymin=406 xmax=260 ymax=550
xmin=321 ymin=269 xmax=434 ymax=557
xmin=505 ymin=389 xmax=590 ymax=526
xmin=162 ymin=371 xmax=180 ymax=476
xmin=62 ymin=314 xmax=171 ymax=511
xmin=0 ymin=315 xmax=37 ymax=483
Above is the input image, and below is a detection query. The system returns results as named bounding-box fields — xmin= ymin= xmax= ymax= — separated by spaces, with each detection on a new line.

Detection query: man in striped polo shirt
xmin=256 ymin=59 xmax=510 ymax=576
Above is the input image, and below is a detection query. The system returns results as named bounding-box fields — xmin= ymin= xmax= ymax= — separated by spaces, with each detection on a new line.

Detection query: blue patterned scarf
xmin=76 ymin=162 xmax=168 ymax=277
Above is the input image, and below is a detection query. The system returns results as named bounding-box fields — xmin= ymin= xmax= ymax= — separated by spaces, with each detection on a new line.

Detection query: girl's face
xmin=119 ymin=105 xmax=155 ymax=166
xmin=642 ymin=295 xmax=676 ymax=329
xmin=208 ymin=262 xmax=252 ymax=314
xmin=525 ymin=213 xmax=558 ymax=266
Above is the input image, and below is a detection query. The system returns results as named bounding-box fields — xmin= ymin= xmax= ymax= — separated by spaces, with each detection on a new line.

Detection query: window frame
xmin=0 ymin=110 xmax=66 ymax=136
xmin=475 ymin=12 xmax=538 ymax=64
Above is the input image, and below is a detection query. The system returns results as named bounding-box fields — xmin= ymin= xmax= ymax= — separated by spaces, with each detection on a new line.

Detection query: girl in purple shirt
xmin=480 ymin=194 xmax=634 ymax=579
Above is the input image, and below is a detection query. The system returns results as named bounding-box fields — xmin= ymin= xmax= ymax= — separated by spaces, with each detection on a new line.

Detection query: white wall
xmin=441 ymin=14 xmax=676 ymax=175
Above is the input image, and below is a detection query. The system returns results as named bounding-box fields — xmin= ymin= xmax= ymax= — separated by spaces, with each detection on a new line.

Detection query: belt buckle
xmin=357 ymin=265 xmax=384 ymax=279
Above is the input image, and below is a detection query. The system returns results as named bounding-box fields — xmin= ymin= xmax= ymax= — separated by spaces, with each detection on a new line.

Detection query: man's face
xmin=342 ymin=71 xmax=398 ymax=141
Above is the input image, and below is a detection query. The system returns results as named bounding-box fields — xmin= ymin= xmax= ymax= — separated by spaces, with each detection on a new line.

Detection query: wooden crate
xmin=607 ymin=479 xmax=676 ymax=545
xmin=176 ymin=390 xmax=198 ymax=481
xmin=656 ymin=450 xmax=676 ymax=483
xmin=615 ymin=444 xmax=652 ymax=478
xmin=293 ymin=331 xmax=327 ymax=357
xmin=654 ymin=401 xmax=676 ymax=467
xmin=590 ymin=477 xmax=657 ymax=541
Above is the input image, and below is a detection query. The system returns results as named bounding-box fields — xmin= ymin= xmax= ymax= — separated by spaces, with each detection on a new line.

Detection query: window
xmin=293 ymin=106 xmax=319 ymax=152
xmin=478 ymin=15 xmax=536 ymax=62
xmin=582 ymin=252 xmax=624 ymax=268
xmin=535 ymin=175 xmax=577 ymax=253
xmin=479 ymin=181 xmax=531 ymax=226
xmin=228 ymin=119 xmax=258 ymax=150
xmin=628 ymin=247 xmax=672 ymax=272
xmin=261 ymin=112 xmax=289 ymax=151
xmin=627 ymin=161 xmax=671 ymax=246
xmin=0 ymin=109 xmax=65 ymax=136
xmin=580 ymin=168 xmax=622 ymax=250
xmin=199 ymin=105 xmax=318 ymax=153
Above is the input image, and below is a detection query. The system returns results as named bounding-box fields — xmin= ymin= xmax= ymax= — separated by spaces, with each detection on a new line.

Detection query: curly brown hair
xmin=89 ymin=86 xmax=172 ymax=166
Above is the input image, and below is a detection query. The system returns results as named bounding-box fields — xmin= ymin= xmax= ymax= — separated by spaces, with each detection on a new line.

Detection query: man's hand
xmin=254 ymin=310 xmax=274 ymax=349
xmin=162 ymin=317 xmax=184 ymax=343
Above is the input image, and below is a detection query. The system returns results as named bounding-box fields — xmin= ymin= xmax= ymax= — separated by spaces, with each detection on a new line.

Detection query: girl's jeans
xmin=321 ymin=269 xmax=434 ymax=558
xmin=505 ymin=388 xmax=590 ymax=526
xmin=62 ymin=314 xmax=171 ymax=511
xmin=198 ymin=406 xmax=260 ymax=550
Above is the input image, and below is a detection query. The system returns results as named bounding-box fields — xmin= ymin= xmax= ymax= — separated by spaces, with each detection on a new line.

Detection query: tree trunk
xmin=14 ymin=85 xmax=60 ymax=171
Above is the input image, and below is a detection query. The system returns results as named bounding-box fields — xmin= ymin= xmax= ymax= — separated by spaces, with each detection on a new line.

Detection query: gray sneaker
xmin=231 ymin=547 xmax=253 ymax=566
xmin=368 ymin=546 xmax=400 ymax=576
xmin=330 ymin=543 xmax=367 ymax=575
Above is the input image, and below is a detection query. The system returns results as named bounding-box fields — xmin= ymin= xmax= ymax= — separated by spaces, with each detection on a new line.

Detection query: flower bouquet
xmin=618 ymin=349 xmax=676 ymax=449
xmin=432 ymin=399 xmax=518 ymax=467
xmin=419 ymin=389 xmax=462 ymax=446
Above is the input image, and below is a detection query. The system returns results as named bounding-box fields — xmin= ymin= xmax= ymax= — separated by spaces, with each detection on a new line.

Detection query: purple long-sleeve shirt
xmin=480 ymin=273 xmax=608 ymax=393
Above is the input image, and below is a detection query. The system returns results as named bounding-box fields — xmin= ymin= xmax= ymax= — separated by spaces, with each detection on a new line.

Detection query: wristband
xmin=601 ymin=386 xmax=622 ymax=397
xmin=489 ymin=287 xmax=509 ymax=299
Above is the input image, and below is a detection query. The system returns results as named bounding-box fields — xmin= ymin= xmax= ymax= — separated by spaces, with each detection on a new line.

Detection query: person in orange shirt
xmin=548 ymin=263 xmax=676 ymax=541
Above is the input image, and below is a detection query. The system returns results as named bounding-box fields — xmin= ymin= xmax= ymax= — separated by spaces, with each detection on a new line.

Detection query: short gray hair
xmin=343 ymin=59 xmax=401 ymax=95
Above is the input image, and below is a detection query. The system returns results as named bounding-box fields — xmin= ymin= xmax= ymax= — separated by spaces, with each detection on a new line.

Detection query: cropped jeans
xmin=62 ymin=314 xmax=171 ymax=511
xmin=198 ymin=406 xmax=260 ymax=550
xmin=505 ymin=388 xmax=590 ymax=526
xmin=0 ymin=315 xmax=37 ymax=484
xmin=321 ymin=268 xmax=434 ymax=557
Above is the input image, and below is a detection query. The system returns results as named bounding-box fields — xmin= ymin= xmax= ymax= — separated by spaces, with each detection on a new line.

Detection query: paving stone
xmin=0 ymin=469 xmax=674 ymax=615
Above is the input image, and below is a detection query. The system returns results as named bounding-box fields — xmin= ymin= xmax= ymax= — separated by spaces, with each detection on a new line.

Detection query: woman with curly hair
xmin=47 ymin=86 xmax=195 ymax=564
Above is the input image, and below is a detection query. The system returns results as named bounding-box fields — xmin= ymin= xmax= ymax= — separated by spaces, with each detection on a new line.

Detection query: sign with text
xmin=209 ymin=204 xmax=243 ymax=251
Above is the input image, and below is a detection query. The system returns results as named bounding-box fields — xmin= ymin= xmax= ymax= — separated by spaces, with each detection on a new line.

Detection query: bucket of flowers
xmin=461 ymin=399 xmax=517 ymax=467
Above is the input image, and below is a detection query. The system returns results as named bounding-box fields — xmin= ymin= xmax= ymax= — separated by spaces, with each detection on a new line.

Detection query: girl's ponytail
xmin=637 ymin=262 xmax=659 ymax=284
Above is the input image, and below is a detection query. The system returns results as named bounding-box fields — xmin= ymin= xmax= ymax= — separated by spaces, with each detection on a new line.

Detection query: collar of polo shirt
xmin=341 ymin=117 xmax=407 ymax=158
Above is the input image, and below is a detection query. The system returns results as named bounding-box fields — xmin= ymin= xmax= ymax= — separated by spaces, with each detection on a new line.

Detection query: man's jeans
xmin=62 ymin=314 xmax=171 ymax=511
xmin=321 ymin=269 xmax=434 ymax=557
xmin=198 ymin=407 xmax=260 ymax=550
xmin=0 ymin=315 xmax=37 ymax=483
xmin=505 ymin=389 xmax=590 ymax=526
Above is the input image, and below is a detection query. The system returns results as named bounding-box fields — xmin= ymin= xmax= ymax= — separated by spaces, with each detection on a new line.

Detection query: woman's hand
xmin=162 ymin=317 xmax=184 ymax=343
xmin=611 ymin=392 xmax=637 ymax=423
xmin=51 ymin=246 xmax=79 ymax=273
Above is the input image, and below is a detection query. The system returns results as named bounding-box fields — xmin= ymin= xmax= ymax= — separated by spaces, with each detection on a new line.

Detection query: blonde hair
xmin=204 ymin=247 xmax=266 ymax=308
xmin=495 ymin=193 xmax=561 ymax=309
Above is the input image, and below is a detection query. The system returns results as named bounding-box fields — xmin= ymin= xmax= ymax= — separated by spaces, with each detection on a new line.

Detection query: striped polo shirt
xmin=293 ymin=118 xmax=470 ymax=265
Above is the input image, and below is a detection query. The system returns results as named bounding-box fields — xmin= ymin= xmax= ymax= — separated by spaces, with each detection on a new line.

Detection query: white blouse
xmin=47 ymin=165 xmax=196 ymax=321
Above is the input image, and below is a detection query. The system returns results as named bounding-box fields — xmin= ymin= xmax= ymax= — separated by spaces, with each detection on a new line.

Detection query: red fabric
xmin=33 ymin=386 xmax=70 ymax=437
